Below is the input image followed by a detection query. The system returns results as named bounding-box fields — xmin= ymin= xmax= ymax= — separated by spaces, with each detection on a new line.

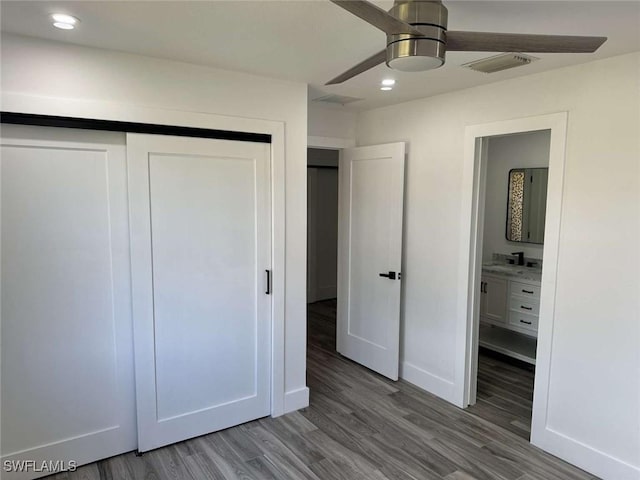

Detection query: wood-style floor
xmin=50 ymin=300 xmax=597 ymax=480
xmin=469 ymin=347 xmax=535 ymax=442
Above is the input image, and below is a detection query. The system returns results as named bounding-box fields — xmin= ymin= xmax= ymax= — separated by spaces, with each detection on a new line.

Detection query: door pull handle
xmin=379 ymin=271 xmax=396 ymax=280
xmin=265 ymin=270 xmax=271 ymax=295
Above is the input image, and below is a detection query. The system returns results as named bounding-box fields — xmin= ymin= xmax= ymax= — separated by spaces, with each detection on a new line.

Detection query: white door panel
xmin=337 ymin=143 xmax=405 ymax=380
xmin=127 ymin=134 xmax=271 ymax=452
xmin=1 ymin=125 xmax=136 ymax=479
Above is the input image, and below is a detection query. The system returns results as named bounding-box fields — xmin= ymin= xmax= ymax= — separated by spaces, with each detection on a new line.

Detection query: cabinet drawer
xmin=510 ymin=281 xmax=541 ymax=299
xmin=509 ymin=310 xmax=539 ymax=331
xmin=509 ymin=297 xmax=540 ymax=315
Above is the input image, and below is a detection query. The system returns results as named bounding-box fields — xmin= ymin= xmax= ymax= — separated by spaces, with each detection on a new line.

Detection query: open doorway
xmin=307 ymin=147 xmax=340 ymax=355
xmin=467 ymin=130 xmax=551 ymax=440
xmin=459 ymin=112 xmax=568 ymax=454
xmin=306 ymin=142 xmax=406 ymax=380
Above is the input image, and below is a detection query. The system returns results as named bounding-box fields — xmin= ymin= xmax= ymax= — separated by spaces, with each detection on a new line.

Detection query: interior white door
xmin=127 ymin=133 xmax=271 ymax=452
xmin=1 ymin=125 xmax=136 ymax=480
xmin=337 ymin=142 xmax=405 ymax=380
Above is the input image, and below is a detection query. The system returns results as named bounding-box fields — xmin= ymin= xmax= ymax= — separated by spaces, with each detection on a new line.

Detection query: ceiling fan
xmin=326 ymin=0 xmax=607 ymax=85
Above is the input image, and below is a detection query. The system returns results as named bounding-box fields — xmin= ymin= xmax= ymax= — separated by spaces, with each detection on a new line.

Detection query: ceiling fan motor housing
xmin=387 ymin=0 xmax=449 ymax=71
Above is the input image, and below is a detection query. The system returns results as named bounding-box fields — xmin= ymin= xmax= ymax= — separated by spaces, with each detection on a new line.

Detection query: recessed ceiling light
xmin=381 ymin=79 xmax=396 ymax=86
xmin=380 ymin=86 xmax=393 ymax=91
xmin=51 ymin=13 xmax=79 ymax=30
xmin=53 ymin=22 xmax=75 ymax=30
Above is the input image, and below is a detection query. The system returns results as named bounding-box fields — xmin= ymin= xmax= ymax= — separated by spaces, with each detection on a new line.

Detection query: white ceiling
xmin=1 ymin=1 xmax=639 ymax=110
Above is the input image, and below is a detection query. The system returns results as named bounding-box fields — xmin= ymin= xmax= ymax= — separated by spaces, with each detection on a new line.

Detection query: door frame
xmin=3 ymin=93 xmax=289 ymax=417
xmin=306 ymin=145 xmax=341 ymax=304
xmin=308 ymin=136 xmax=355 ymax=150
xmin=305 ymin=139 xmax=346 ymax=309
xmin=455 ymin=112 xmax=568 ymax=444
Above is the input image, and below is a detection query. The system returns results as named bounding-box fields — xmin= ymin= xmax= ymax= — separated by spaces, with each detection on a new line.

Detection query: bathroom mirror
xmin=506 ymin=167 xmax=548 ymax=244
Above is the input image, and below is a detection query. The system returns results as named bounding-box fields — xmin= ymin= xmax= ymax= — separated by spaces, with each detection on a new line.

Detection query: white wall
xmin=308 ymin=103 xmax=357 ymax=147
xmin=0 ymin=33 xmax=309 ymax=412
xmin=356 ymin=52 xmax=639 ymax=479
xmin=483 ymin=131 xmax=550 ymax=262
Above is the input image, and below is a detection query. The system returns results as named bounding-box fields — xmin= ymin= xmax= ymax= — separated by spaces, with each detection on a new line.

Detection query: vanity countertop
xmin=482 ymin=262 xmax=542 ymax=283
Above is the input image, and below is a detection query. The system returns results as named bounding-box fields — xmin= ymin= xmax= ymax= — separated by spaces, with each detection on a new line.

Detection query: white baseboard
xmin=532 ymin=427 xmax=640 ymax=480
xmin=400 ymin=361 xmax=457 ymax=405
xmin=282 ymin=387 xmax=310 ymax=414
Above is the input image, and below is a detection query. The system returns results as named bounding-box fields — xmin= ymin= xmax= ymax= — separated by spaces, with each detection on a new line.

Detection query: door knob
xmin=379 ymin=271 xmax=397 ymax=280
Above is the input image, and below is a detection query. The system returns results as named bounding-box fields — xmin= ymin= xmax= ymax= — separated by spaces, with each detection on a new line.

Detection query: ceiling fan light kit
xmin=387 ymin=35 xmax=445 ymax=71
xmin=386 ymin=0 xmax=447 ymax=72
xmin=326 ymin=0 xmax=607 ymax=85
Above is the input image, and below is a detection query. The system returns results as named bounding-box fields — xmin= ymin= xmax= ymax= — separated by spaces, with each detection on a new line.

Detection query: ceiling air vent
xmin=312 ymin=94 xmax=363 ymax=105
xmin=462 ymin=53 xmax=539 ymax=74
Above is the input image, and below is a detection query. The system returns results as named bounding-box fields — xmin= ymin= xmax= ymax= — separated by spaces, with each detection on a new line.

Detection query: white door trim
xmin=307 ymin=136 xmax=355 ymax=149
xmin=1 ymin=93 xmax=288 ymax=417
xmin=457 ymin=112 xmax=567 ymax=410
xmin=458 ymin=112 xmax=638 ymax=479
xmin=456 ymin=114 xmax=638 ymax=472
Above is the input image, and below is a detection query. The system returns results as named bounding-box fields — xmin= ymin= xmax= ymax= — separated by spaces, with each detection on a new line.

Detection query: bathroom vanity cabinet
xmin=479 ymin=275 xmax=508 ymax=325
xmin=479 ymin=270 xmax=541 ymax=364
xmin=508 ymin=280 xmax=540 ymax=334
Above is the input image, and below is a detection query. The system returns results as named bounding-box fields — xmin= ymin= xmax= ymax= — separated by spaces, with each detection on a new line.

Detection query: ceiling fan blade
xmin=446 ymin=31 xmax=607 ymax=53
xmin=329 ymin=0 xmax=424 ymax=36
xmin=326 ymin=49 xmax=387 ymax=85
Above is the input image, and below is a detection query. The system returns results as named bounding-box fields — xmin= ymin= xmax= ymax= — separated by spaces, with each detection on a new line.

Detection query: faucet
xmin=511 ymin=251 xmax=525 ymax=266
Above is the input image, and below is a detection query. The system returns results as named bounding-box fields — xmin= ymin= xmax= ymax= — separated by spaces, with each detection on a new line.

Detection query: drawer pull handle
xmin=520 ymin=305 xmax=532 ymax=310
xmin=520 ymin=320 xmax=532 ymax=325
xmin=522 ymin=289 xmax=534 ymax=294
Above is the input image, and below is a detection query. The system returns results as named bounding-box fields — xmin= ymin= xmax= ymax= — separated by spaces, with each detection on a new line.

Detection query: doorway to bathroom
xmin=458 ymin=112 xmax=568 ymax=448
xmin=468 ymin=129 xmax=551 ymax=439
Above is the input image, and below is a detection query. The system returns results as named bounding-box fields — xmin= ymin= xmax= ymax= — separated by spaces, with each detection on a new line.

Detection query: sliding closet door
xmin=1 ymin=125 xmax=137 ymax=480
xmin=127 ymin=134 xmax=271 ymax=452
